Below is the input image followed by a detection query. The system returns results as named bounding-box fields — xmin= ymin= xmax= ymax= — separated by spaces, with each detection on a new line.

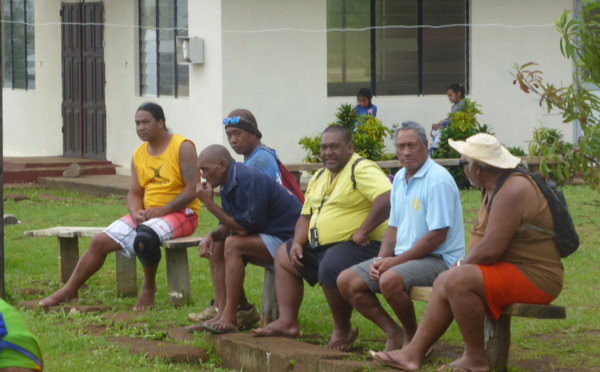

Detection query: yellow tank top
xmin=133 ymin=134 xmax=200 ymax=215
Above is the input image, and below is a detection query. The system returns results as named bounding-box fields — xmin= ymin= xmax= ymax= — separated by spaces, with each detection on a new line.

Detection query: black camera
xmin=309 ymin=227 xmax=319 ymax=249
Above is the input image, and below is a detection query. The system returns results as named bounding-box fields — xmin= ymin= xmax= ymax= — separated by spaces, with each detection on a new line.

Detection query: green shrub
xmin=299 ymin=104 xmax=393 ymax=163
xmin=528 ymin=127 xmax=575 ymax=183
xmin=434 ymin=99 xmax=492 ymax=189
xmin=506 ymin=146 xmax=526 ymax=156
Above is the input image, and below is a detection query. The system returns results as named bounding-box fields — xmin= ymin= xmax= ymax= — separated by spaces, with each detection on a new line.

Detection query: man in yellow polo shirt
xmin=39 ymin=102 xmax=200 ymax=310
xmin=254 ymin=125 xmax=391 ymax=352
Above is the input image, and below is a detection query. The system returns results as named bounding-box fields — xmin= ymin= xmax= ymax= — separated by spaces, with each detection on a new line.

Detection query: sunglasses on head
xmin=222 ymin=116 xmax=248 ymax=125
xmin=458 ymin=160 xmax=469 ymax=168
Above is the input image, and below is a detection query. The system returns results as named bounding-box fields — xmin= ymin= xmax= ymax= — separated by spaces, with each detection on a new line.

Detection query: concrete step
xmin=209 ymin=333 xmax=379 ymax=372
xmin=4 ymin=157 xmax=118 ymax=183
xmin=5 ymin=165 xmax=118 ymax=183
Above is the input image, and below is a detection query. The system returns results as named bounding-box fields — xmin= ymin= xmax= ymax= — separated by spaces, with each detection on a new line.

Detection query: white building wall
xmin=3 ymin=0 xmax=575 ymax=166
xmin=3 ymin=0 xmax=224 ymax=174
xmin=104 ymin=0 xmax=224 ymax=174
xmin=221 ymin=0 xmax=330 ymax=164
xmin=3 ymin=0 xmax=63 ymax=157
xmin=471 ymin=0 xmax=574 ymax=148
xmin=222 ymin=0 xmax=574 ymax=162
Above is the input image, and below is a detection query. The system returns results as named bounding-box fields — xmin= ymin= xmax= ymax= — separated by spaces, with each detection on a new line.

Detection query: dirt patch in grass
xmin=108 ymin=337 xmax=207 ymax=364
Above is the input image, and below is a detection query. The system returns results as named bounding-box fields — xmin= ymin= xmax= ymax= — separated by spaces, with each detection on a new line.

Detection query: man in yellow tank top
xmin=39 ymin=102 xmax=200 ymax=310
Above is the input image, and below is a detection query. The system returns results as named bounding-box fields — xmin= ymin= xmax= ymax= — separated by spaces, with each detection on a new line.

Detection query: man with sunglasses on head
xmin=188 ymin=109 xmax=281 ymax=329
xmin=224 ymin=109 xmax=281 ymax=183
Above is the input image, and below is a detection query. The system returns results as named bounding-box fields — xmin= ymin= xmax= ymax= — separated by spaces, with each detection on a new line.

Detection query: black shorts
xmin=285 ymin=239 xmax=380 ymax=287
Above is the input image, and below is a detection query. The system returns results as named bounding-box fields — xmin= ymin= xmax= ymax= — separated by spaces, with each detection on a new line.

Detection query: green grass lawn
xmin=3 ymin=185 xmax=599 ymax=371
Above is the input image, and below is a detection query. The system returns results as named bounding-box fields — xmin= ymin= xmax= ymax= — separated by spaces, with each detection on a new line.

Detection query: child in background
xmin=353 ymin=87 xmax=377 ymax=117
xmin=439 ymin=83 xmax=465 ymax=127
xmin=429 ymin=123 xmax=442 ymax=156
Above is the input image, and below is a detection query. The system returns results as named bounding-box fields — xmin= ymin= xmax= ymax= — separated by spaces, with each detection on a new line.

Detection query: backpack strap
xmin=314 ymin=157 xmax=363 ymax=191
xmin=487 ymin=168 xmax=521 ymax=213
xmin=350 ymin=157 xmax=365 ymax=190
xmin=314 ymin=168 xmax=326 ymax=181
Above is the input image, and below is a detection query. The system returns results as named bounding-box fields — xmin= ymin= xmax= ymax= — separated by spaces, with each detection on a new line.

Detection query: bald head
xmin=199 ymin=144 xmax=234 ymax=165
xmin=198 ymin=145 xmax=234 ymax=187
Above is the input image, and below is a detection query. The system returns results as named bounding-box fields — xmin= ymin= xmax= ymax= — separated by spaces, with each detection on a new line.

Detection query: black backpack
xmin=487 ymin=168 xmax=579 ymax=258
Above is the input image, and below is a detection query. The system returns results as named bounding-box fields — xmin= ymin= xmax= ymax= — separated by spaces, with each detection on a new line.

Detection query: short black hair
xmin=324 ymin=124 xmax=352 ymax=144
xmin=357 ymin=87 xmax=373 ymax=107
xmin=446 ymin=83 xmax=465 ymax=99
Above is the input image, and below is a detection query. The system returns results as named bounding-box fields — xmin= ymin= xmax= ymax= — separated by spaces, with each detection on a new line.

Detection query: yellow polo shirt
xmin=302 ymin=153 xmax=391 ymax=245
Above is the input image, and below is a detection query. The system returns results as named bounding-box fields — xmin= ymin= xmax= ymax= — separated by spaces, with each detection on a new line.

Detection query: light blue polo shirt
xmin=389 ymin=157 xmax=465 ymax=268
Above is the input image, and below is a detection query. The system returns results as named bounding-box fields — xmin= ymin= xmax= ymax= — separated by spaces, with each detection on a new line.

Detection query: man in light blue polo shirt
xmin=338 ymin=121 xmax=464 ymax=352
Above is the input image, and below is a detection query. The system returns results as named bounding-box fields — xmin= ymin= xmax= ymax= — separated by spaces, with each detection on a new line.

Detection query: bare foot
xmin=202 ymin=322 xmax=239 ymax=334
xmin=185 ymin=323 xmax=206 ymax=333
xmin=327 ymin=327 xmax=358 ymax=352
xmin=202 ymin=314 xmax=222 ymax=327
xmin=384 ymin=327 xmax=405 ymax=351
xmin=38 ymin=289 xmax=78 ymax=307
xmin=437 ymin=355 xmax=489 ymax=372
xmin=253 ymin=319 xmax=302 ymax=338
xmin=372 ymin=348 xmax=420 ymax=371
xmin=133 ymin=285 xmax=157 ymax=311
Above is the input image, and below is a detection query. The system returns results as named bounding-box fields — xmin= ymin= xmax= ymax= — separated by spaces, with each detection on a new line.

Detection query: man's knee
xmin=441 ymin=267 xmax=484 ymax=298
xmin=89 ymin=232 xmax=122 ymax=255
xmin=337 ymin=269 xmax=356 ymax=294
xmin=337 ymin=268 xmax=370 ymax=299
xmin=133 ymin=225 xmax=161 ymax=267
xmin=223 ymin=235 xmax=244 ymax=258
xmin=275 ymin=242 xmax=291 ymax=266
xmin=380 ymin=269 xmax=406 ymax=298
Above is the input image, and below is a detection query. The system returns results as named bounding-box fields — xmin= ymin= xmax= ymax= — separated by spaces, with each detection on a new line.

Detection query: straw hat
xmin=448 ymin=133 xmax=521 ymax=169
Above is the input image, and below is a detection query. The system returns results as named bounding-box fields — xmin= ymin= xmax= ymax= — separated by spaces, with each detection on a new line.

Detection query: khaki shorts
xmin=351 ymin=254 xmax=448 ymax=293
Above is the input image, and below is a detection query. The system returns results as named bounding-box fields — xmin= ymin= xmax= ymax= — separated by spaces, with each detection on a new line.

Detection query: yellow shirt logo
xmin=411 ymin=198 xmax=421 ymax=211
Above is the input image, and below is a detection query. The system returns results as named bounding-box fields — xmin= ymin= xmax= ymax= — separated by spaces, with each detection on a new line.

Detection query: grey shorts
xmin=251 ymin=234 xmax=284 ymax=270
xmin=260 ymin=234 xmax=284 ymax=259
xmin=351 ymin=254 xmax=448 ymax=294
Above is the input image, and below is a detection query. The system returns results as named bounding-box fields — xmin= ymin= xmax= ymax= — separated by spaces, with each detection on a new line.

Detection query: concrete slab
xmin=210 ymin=333 xmax=379 ymax=372
xmin=108 ymin=336 xmax=208 ymax=364
xmin=38 ymin=174 xmax=130 ymax=197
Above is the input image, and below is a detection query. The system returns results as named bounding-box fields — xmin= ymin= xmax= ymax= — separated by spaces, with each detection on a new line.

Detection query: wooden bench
xmin=24 ymin=227 xmax=199 ymax=306
xmin=23 ymin=227 xmax=278 ymax=321
xmin=409 ymin=286 xmax=566 ymax=372
xmin=285 ymin=156 xmax=548 ymax=190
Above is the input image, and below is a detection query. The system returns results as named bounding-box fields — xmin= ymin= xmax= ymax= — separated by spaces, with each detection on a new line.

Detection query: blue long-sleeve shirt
xmin=220 ymin=162 xmax=301 ymax=240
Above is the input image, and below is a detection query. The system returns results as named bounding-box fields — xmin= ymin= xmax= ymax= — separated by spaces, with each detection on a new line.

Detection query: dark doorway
xmin=61 ymin=2 xmax=106 ymax=159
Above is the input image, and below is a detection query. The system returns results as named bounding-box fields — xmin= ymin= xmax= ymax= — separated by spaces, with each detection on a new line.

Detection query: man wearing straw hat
xmin=370 ymin=133 xmax=564 ymax=371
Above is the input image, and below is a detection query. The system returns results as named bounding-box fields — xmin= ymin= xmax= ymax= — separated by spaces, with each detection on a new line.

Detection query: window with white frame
xmin=138 ymin=0 xmax=189 ymax=97
xmin=327 ymin=0 xmax=469 ymax=97
xmin=2 ymin=0 xmax=35 ymax=90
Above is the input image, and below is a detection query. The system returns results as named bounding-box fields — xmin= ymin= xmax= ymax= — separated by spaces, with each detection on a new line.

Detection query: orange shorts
xmin=478 ymin=261 xmax=555 ymax=320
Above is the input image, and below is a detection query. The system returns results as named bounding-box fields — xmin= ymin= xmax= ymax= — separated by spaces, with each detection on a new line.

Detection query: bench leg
xmin=57 ymin=237 xmax=80 ymax=284
xmin=484 ymin=314 xmax=511 ymax=372
xmin=260 ymin=268 xmax=278 ymax=326
xmin=165 ymin=249 xmax=191 ymax=306
xmin=116 ymin=254 xmax=137 ymax=298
